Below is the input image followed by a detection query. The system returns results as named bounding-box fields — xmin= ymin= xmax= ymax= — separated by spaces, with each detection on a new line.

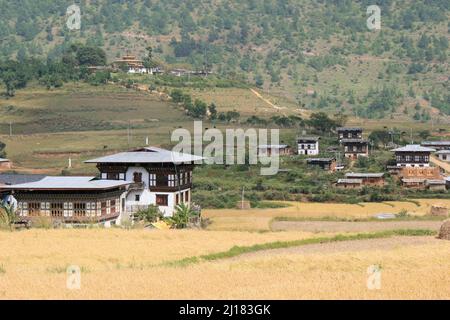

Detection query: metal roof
xmin=426 ymin=179 xmax=446 ymax=185
xmin=337 ymin=179 xmax=363 ymax=184
xmin=401 ymin=178 xmax=425 ymax=183
xmin=297 ymin=136 xmax=319 ymax=141
xmin=337 ymin=127 xmax=362 ymax=131
xmin=421 ymin=141 xmax=450 ymax=146
xmin=85 ymin=146 xmax=205 ymax=164
xmin=390 ymin=144 xmax=436 ymax=152
xmin=346 ymin=172 xmax=385 ymax=178
xmin=0 ymin=158 xmax=10 ymax=162
xmin=0 ymin=176 xmax=130 ymax=191
xmin=307 ymin=158 xmax=335 ymax=163
xmin=0 ymin=173 xmax=47 ymax=185
xmin=436 ymin=149 xmax=450 ymax=154
xmin=258 ymin=144 xmax=290 ymax=149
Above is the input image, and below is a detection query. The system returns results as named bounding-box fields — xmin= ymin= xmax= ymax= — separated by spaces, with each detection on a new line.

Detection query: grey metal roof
xmin=402 ymin=178 xmax=425 ymax=183
xmin=391 ymin=144 xmax=436 ymax=152
xmin=337 ymin=179 xmax=363 ymax=184
xmin=337 ymin=127 xmax=362 ymax=131
xmin=258 ymin=144 xmax=290 ymax=149
xmin=426 ymin=179 xmax=446 ymax=185
xmin=297 ymin=136 xmax=319 ymax=142
xmin=436 ymin=149 xmax=450 ymax=154
xmin=307 ymin=158 xmax=335 ymax=163
xmin=85 ymin=146 xmax=205 ymax=164
xmin=346 ymin=172 xmax=385 ymax=178
xmin=421 ymin=141 xmax=450 ymax=146
xmin=0 ymin=173 xmax=47 ymax=185
xmin=0 ymin=176 xmax=130 ymax=191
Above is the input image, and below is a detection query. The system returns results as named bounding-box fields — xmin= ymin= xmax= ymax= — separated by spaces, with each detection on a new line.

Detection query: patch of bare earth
xmin=271 ymin=220 xmax=443 ymax=233
xmin=235 ymin=236 xmax=438 ymax=260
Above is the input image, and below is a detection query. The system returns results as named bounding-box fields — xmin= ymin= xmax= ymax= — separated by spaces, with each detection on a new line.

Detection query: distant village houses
xmin=306 ymin=158 xmax=337 ymax=172
xmin=258 ymin=144 xmax=293 ymax=157
xmin=337 ymin=127 xmax=369 ymax=159
xmin=297 ymin=136 xmax=319 ymax=155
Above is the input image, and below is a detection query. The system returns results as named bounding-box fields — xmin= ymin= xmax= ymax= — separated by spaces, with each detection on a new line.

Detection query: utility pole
xmin=127 ymin=121 xmax=131 ymax=146
xmin=9 ymin=122 xmax=12 ymax=137
xmin=241 ymin=187 xmax=245 ymax=209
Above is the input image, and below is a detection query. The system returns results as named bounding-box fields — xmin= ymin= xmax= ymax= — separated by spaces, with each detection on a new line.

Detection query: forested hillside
xmin=0 ymin=0 xmax=449 ymax=120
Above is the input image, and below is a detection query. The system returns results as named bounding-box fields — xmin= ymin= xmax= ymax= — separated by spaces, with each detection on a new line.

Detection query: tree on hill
xmin=307 ymin=112 xmax=337 ymax=134
xmin=65 ymin=44 xmax=107 ymax=66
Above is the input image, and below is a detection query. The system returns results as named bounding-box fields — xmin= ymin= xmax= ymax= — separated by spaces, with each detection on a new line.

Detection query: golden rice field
xmin=203 ymin=199 xmax=450 ymax=231
xmin=1 ymin=199 xmax=449 ymax=300
xmin=0 ymin=228 xmax=449 ymax=299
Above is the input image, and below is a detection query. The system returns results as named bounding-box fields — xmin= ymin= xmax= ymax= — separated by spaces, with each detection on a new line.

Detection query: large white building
xmin=390 ymin=144 xmax=435 ymax=167
xmin=1 ymin=147 xmax=203 ymax=226
xmin=85 ymin=147 xmax=204 ymax=217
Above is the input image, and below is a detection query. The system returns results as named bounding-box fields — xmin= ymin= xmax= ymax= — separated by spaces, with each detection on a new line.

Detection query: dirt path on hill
xmin=271 ymin=220 xmax=443 ymax=233
xmin=233 ymin=236 xmax=439 ymax=260
xmin=430 ymin=156 xmax=450 ymax=174
xmin=250 ymin=88 xmax=283 ymax=110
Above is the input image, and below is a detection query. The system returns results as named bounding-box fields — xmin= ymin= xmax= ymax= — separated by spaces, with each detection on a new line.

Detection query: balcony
xmin=128 ymin=182 xmax=145 ymax=191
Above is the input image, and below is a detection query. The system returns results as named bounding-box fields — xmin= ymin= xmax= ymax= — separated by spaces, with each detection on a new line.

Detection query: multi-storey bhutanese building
xmin=0 ymin=147 xmax=203 ymax=226
xmin=84 ymin=147 xmax=203 ymax=217
xmin=337 ymin=127 xmax=369 ymax=159
xmin=390 ymin=144 xmax=435 ymax=167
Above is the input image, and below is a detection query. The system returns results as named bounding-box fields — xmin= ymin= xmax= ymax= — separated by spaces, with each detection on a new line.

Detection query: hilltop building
xmin=337 ymin=127 xmax=368 ymax=159
xmin=344 ymin=172 xmax=385 ymax=187
xmin=436 ymin=150 xmax=450 ymax=162
xmin=421 ymin=141 xmax=450 ymax=151
xmin=337 ymin=127 xmax=363 ymax=140
xmin=341 ymin=139 xmax=369 ymax=159
xmin=336 ymin=179 xmax=363 ymax=189
xmin=258 ymin=144 xmax=292 ymax=156
xmin=306 ymin=158 xmax=337 ymax=172
xmin=297 ymin=136 xmax=319 ymax=155
xmin=391 ymin=144 xmax=435 ymax=167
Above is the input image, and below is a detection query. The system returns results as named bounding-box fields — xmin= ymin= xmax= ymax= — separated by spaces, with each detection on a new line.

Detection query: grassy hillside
xmin=0 ymin=0 xmax=449 ymax=120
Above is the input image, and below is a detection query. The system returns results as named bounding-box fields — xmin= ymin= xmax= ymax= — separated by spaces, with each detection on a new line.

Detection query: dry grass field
xmin=203 ymin=199 xmax=450 ymax=231
xmin=0 ymin=228 xmax=449 ymax=299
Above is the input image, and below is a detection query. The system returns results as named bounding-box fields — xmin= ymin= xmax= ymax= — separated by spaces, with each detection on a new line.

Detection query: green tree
xmin=0 ymin=203 xmax=17 ymax=231
xmin=136 ymin=205 xmax=163 ymax=223
xmin=170 ymin=203 xmax=198 ymax=229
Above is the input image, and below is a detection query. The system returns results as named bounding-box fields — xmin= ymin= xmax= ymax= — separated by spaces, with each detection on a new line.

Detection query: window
xmin=156 ymin=194 xmax=168 ymax=206
xmin=157 ymin=174 xmax=168 ymax=186
xmin=74 ymin=203 xmax=86 ymax=217
xmin=133 ymin=172 xmax=142 ymax=183
xmin=149 ymin=173 xmax=156 ymax=186
xmin=28 ymin=202 xmax=40 ymax=216
xmin=51 ymin=203 xmax=64 ymax=217
xmin=135 ymin=195 xmax=140 ymax=202
xmin=107 ymin=173 xmax=119 ymax=180
xmin=185 ymin=191 xmax=189 ymax=203
xmin=168 ymin=174 xmax=177 ymax=187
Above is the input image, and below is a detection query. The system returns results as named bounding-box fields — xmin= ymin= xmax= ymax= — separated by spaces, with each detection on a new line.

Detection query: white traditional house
xmin=85 ymin=147 xmax=204 ymax=217
xmin=391 ymin=144 xmax=436 ymax=167
xmin=436 ymin=150 xmax=450 ymax=162
xmin=297 ymin=136 xmax=319 ymax=155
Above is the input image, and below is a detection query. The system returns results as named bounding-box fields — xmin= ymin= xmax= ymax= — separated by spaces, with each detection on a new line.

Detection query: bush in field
xmin=170 ymin=203 xmax=198 ymax=229
xmin=0 ymin=203 xmax=16 ymax=231
xmin=136 ymin=205 xmax=163 ymax=223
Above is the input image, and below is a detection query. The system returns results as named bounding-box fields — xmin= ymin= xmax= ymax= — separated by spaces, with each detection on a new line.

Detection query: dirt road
xmin=271 ymin=220 xmax=443 ymax=233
